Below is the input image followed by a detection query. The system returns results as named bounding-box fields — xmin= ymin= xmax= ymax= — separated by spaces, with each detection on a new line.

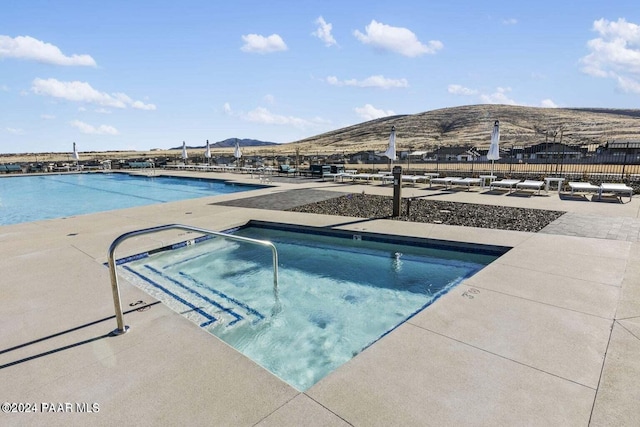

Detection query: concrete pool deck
xmin=1 ymin=171 xmax=639 ymax=426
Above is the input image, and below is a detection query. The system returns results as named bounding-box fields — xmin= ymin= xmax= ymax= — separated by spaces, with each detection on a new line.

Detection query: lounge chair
xmin=322 ymin=172 xmax=342 ymax=182
xmin=430 ymin=177 xmax=461 ymax=189
xmin=599 ymin=183 xmax=633 ymax=202
xmin=1 ymin=164 xmax=23 ymax=173
xmin=489 ymin=179 xmax=521 ymax=192
xmin=515 ymin=180 xmax=545 ymax=195
xmin=568 ymin=182 xmax=600 ymax=197
xmin=324 ymin=170 xmax=357 ymax=183
xmin=401 ymin=175 xmax=426 ymax=186
xmin=450 ymin=177 xmax=482 ymax=191
xmin=278 ymin=165 xmax=297 ymax=176
xmin=351 ymin=173 xmax=375 ymax=184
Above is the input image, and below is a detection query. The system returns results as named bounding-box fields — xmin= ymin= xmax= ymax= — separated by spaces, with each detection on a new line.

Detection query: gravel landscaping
xmin=288 ymin=193 xmax=565 ymax=232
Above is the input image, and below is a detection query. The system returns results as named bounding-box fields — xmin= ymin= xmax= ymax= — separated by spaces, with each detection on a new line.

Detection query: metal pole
xmin=392 ymin=166 xmax=402 ymax=217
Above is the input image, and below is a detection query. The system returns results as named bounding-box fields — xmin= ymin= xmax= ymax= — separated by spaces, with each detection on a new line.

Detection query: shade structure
xmin=383 ymin=126 xmax=397 ymax=167
xmin=488 ymin=120 xmax=500 ymax=176
xmin=205 ymin=140 xmax=211 ymax=159
xmin=181 ymin=141 xmax=188 ymax=161
xmin=72 ymin=142 xmax=80 ymax=161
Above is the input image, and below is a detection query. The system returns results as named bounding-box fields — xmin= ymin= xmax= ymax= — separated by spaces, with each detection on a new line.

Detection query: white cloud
xmin=326 ymin=75 xmax=408 ymax=89
xmin=40 ymin=114 xmax=55 ymax=119
xmin=244 ymin=107 xmax=313 ymax=128
xmin=263 ymin=94 xmax=275 ymax=104
xmin=449 ymin=83 xmax=554 ymax=107
xmin=580 ymin=18 xmax=640 ymax=93
xmin=6 ymin=127 xmax=24 ymax=135
xmin=616 ymin=74 xmax=640 ymax=94
xmin=225 ymin=102 xmax=327 ymax=129
xmin=31 ymin=78 xmax=156 ymax=110
xmin=479 ymin=87 xmax=518 ymax=105
xmin=354 ymin=104 xmax=395 ymax=121
xmin=241 ymin=34 xmax=287 ymax=54
xmin=130 ymin=100 xmax=156 ymax=110
xmin=0 ymin=35 xmax=96 ymax=66
xmin=502 ymin=18 xmax=518 ymax=25
xmin=312 ymin=16 xmax=337 ymax=47
xmin=353 ymin=20 xmax=443 ymax=57
xmin=447 ymin=84 xmax=478 ymax=95
xmin=70 ymin=120 xmax=119 ymax=135
xmin=1 ymin=84 xmax=9 ymax=91
xmin=95 ymin=108 xmax=111 ymax=114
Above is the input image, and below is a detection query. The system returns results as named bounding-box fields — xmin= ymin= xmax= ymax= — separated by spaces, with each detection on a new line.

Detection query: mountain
xmin=171 ymin=138 xmax=277 ymax=150
xmin=286 ymin=104 xmax=640 ymax=153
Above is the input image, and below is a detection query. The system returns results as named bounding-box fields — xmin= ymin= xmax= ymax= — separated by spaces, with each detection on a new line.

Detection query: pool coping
xmin=1 ymin=170 xmax=638 ymax=425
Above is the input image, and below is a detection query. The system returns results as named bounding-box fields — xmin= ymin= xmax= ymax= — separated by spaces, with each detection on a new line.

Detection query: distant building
xmin=430 ymin=146 xmax=479 ymax=162
xmin=600 ymin=140 xmax=640 ymax=162
xmin=514 ymin=143 xmax=584 ymax=161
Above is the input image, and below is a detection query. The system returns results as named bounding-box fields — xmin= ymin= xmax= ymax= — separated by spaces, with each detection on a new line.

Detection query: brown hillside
xmin=287 ymin=104 xmax=640 ymax=154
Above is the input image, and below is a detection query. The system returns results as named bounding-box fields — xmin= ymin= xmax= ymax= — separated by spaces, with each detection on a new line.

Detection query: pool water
xmin=120 ymin=223 xmax=504 ymax=391
xmin=0 ymin=173 xmax=263 ymax=225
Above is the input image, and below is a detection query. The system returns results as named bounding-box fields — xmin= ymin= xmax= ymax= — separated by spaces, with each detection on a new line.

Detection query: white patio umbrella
xmin=181 ymin=141 xmax=188 ymax=163
xmin=234 ymin=140 xmax=242 ymax=167
xmin=205 ymin=140 xmax=211 ymax=164
xmin=72 ymin=142 xmax=80 ymax=170
xmin=488 ymin=120 xmax=500 ymax=176
xmin=383 ymin=126 xmax=397 ymax=169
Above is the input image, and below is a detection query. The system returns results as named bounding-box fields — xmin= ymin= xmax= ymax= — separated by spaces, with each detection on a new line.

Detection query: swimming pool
xmin=0 ymin=173 xmax=265 ymax=225
xmin=119 ymin=221 xmax=507 ymax=391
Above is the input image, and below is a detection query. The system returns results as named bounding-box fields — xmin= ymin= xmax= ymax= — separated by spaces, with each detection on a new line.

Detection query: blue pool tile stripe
xmin=143 ymin=265 xmax=244 ymax=326
xmin=178 ymin=271 xmax=265 ymax=320
xmin=122 ymin=265 xmax=216 ymax=327
xmin=116 ymin=252 xmax=149 ymax=265
xmin=241 ymin=220 xmax=511 ymax=257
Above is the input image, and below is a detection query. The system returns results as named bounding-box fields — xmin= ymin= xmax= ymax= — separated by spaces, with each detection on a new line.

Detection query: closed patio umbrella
xmin=488 ymin=120 xmax=500 ymax=176
xmin=234 ymin=140 xmax=242 ymax=167
xmin=72 ymin=142 xmax=80 ymax=170
xmin=181 ymin=141 xmax=188 ymax=163
xmin=383 ymin=126 xmax=397 ymax=169
xmin=205 ymin=140 xmax=211 ymax=164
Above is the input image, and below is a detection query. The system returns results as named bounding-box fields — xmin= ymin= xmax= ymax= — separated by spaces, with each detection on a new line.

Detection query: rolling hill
xmin=286 ymin=104 xmax=640 ymax=154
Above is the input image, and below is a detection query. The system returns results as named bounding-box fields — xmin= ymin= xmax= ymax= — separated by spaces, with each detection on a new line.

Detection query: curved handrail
xmin=107 ymin=224 xmax=279 ymax=335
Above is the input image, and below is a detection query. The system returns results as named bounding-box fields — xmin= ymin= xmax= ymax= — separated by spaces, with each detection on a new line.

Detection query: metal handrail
xmin=107 ymin=224 xmax=279 ymax=336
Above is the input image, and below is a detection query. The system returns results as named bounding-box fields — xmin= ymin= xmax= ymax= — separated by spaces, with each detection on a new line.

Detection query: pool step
xmin=122 ymin=264 xmax=265 ymax=328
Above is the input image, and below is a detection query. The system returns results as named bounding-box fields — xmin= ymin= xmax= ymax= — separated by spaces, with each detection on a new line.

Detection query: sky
xmin=1 ymin=0 xmax=639 ymax=154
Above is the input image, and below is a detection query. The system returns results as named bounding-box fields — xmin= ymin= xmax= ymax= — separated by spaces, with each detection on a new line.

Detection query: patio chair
xmin=278 ymin=164 xmax=297 ymax=176
xmin=515 ymin=180 xmax=545 ymax=195
xmin=450 ymin=177 xmax=482 ymax=191
xmin=568 ymin=182 xmax=600 ymax=197
xmin=401 ymin=175 xmax=426 ymax=186
xmin=599 ymin=183 xmax=634 ymax=202
xmin=489 ymin=179 xmax=521 ymax=192
xmin=430 ymin=177 xmax=461 ymax=189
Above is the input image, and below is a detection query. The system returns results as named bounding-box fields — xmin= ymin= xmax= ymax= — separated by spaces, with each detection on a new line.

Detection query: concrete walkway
xmin=1 ymin=171 xmax=639 ymax=426
xmin=540 ymin=211 xmax=640 ymax=241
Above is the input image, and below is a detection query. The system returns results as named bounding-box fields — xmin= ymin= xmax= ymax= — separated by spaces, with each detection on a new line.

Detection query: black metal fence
xmin=357 ymin=151 xmax=640 ymax=185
